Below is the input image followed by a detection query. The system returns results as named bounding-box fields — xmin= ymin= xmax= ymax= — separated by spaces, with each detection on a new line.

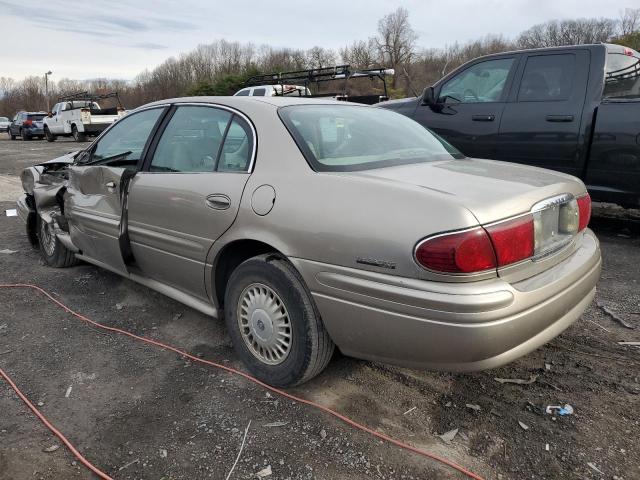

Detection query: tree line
xmin=1 ymin=7 xmax=639 ymax=116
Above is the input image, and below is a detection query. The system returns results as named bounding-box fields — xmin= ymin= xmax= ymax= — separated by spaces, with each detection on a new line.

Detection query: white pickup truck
xmin=44 ymin=97 xmax=126 ymax=142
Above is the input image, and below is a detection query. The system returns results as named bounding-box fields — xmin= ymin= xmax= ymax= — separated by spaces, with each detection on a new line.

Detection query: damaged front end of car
xmin=17 ymin=152 xmax=81 ymax=254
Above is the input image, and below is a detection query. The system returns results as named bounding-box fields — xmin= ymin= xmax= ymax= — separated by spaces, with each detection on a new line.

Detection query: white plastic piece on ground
xmin=5 ymin=209 xmax=17 ymax=217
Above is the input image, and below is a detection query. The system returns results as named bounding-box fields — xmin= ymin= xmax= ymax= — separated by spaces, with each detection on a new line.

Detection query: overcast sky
xmin=0 ymin=0 xmax=632 ymax=81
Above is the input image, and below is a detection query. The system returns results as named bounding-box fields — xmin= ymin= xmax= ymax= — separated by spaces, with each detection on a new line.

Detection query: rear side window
xmin=218 ymin=116 xmax=253 ymax=172
xmin=604 ymin=53 xmax=640 ymax=99
xmin=518 ymin=54 xmax=575 ymax=102
xmin=251 ymin=88 xmax=267 ymax=96
xmin=150 ymin=106 xmax=232 ymax=173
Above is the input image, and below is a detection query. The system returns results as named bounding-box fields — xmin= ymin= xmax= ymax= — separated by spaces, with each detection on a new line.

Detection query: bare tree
xmin=620 ymin=8 xmax=640 ymax=36
xmin=340 ymin=38 xmax=379 ymax=68
xmin=306 ymin=46 xmax=337 ymax=69
xmin=375 ymin=7 xmax=418 ymax=88
xmin=518 ymin=18 xmax=617 ymax=48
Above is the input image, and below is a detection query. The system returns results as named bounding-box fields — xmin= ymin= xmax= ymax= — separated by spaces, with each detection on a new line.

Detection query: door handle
xmin=206 ymin=194 xmax=231 ymax=210
xmin=105 ymin=181 xmax=116 ymax=189
xmin=471 ymin=115 xmax=495 ymax=122
xmin=545 ymin=115 xmax=574 ymax=122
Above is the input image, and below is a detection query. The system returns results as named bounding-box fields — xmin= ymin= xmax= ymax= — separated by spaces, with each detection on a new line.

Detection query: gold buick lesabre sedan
xmin=17 ymin=97 xmax=601 ymax=387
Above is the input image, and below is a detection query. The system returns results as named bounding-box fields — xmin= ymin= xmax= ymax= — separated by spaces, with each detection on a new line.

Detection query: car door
xmin=65 ymin=107 xmax=167 ymax=275
xmin=48 ymin=104 xmax=60 ymax=134
xmin=126 ymin=104 xmax=255 ymax=300
xmin=10 ymin=113 xmax=20 ymax=135
xmin=495 ymin=50 xmax=589 ymax=176
xmin=413 ymin=56 xmax=519 ymax=159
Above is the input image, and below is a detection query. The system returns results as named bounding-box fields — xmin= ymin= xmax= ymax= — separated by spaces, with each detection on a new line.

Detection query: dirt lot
xmin=0 ymin=135 xmax=638 ymax=480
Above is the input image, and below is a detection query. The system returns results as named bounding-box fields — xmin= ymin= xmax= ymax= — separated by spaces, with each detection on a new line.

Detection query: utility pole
xmin=44 ymin=70 xmax=52 ymax=111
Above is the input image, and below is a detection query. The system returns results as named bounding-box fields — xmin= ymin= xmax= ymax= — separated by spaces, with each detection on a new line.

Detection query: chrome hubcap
xmin=40 ymin=221 xmax=56 ymax=256
xmin=237 ymin=283 xmax=291 ymax=365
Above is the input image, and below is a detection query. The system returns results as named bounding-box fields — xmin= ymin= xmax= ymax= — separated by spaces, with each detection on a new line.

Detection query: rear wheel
xmin=71 ymin=125 xmax=86 ymax=142
xmin=224 ymin=254 xmax=334 ymax=387
xmin=37 ymin=216 xmax=78 ymax=268
xmin=44 ymin=127 xmax=56 ymax=142
xmin=20 ymin=129 xmax=30 ymax=141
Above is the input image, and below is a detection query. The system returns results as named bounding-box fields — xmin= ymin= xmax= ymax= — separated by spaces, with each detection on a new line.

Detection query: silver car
xmin=17 ymin=97 xmax=601 ymax=387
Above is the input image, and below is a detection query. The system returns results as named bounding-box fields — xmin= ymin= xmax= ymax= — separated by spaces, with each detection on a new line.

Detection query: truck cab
xmin=380 ymin=43 xmax=640 ymax=208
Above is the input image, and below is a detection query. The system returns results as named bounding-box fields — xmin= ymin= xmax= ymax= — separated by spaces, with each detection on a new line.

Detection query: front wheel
xmin=71 ymin=125 xmax=86 ymax=142
xmin=8 ymin=130 xmax=15 ymax=140
xmin=44 ymin=127 xmax=56 ymax=142
xmin=37 ymin=216 xmax=78 ymax=268
xmin=224 ymin=254 xmax=334 ymax=387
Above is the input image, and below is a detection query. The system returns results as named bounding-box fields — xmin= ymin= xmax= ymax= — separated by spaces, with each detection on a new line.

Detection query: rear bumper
xmin=24 ymin=128 xmax=44 ymax=136
xmin=291 ymin=229 xmax=601 ymax=371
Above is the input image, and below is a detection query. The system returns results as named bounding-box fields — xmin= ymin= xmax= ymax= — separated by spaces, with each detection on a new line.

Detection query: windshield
xmin=278 ymin=104 xmax=463 ymax=172
xmin=604 ymin=51 xmax=640 ymax=99
xmin=0 ymin=117 xmax=8 ymax=122
xmin=27 ymin=114 xmax=46 ymax=121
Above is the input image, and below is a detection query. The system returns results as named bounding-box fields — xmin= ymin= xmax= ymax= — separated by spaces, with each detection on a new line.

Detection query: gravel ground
xmin=0 ymin=136 xmax=638 ymax=480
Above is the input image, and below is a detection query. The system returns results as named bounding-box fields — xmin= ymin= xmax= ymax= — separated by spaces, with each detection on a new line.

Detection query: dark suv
xmin=8 ymin=111 xmax=47 ymax=140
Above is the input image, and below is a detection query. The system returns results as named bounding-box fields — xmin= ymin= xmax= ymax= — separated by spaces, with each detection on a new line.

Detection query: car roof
xmin=140 ymin=96 xmax=366 ymax=111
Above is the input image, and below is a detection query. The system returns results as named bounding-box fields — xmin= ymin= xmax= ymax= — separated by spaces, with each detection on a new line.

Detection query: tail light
xmin=415 ymin=228 xmax=496 ymax=273
xmin=416 ymin=193 xmax=589 ymax=275
xmin=577 ymin=194 xmax=591 ymax=231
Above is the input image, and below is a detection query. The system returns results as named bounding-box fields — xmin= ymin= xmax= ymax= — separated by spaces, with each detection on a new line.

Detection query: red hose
xmin=0 ymin=283 xmax=485 ymax=480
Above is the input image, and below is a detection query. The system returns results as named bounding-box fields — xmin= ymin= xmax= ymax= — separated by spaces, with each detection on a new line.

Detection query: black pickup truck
xmin=380 ymin=43 xmax=640 ymax=208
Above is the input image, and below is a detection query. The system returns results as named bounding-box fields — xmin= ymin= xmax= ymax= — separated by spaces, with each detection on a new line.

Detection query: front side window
xmin=439 ymin=58 xmax=514 ymax=103
xmin=235 ymin=89 xmax=250 ymax=96
xmin=604 ymin=52 xmax=640 ymax=99
xmin=279 ymin=104 xmax=463 ymax=172
xmin=518 ymin=54 xmax=575 ymax=102
xmin=88 ymin=108 xmax=163 ymax=165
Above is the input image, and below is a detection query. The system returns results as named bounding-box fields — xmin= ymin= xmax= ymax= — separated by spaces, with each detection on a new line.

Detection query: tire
xmin=37 ymin=216 xmax=78 ymax=268
xmin=9 ymin=130 xmax=15 ymax=140
xmin=71 ymin=124 xmax=86 ymax=142
xmin=20 ymin=129 xmax=30 ymax=141
xmin=224 ymin=254 xmax=334 ymax=387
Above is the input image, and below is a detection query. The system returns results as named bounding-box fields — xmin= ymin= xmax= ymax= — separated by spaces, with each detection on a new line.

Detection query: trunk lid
xmin=348 ymin=158 xmax=589 ymax=281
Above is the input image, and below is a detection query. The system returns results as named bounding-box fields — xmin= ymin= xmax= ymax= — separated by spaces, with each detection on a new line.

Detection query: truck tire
xmin=37 ymin=216 xmax=79 ymax=268
xmin=71 ymin=124 xmax=86 ymax=142
xmin=224 ymin=254 xmax=335 ymax=387
xmin=44 ymin=127 xmax=56 ymax=142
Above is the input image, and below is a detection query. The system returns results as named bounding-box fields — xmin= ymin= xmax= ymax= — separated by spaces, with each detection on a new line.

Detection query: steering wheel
xmin=463 ymin=89 xmax=479 ymax=102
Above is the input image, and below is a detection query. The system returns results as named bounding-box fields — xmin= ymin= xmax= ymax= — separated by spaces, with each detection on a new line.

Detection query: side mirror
xmin=421 ymin=86 xmax=436 ymax=106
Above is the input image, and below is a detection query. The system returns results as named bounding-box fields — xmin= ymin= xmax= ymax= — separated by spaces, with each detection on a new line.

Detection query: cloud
xmin=132 ymin=42 xmax=168 ymax=50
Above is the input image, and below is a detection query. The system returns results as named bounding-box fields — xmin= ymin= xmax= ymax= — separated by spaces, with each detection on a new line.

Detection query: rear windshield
xmin=604 ymin=52 xmax=640 ymax=99
xmin=0 ymin=117 xmax=8 ymax=121
xmin=27 ymin=114 xmax=46 ymax=121
xmin=278 ymin=104 xmax=464 ymax=172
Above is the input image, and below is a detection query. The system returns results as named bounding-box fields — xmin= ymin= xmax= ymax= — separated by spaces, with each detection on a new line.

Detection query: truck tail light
xmin=415 ymin=227 xmax=497 ymax=273
xmin=577 ymin=194 xmax=591 ymax=231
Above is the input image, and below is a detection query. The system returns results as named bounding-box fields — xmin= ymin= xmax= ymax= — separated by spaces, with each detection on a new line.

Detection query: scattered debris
xmin=159 ymin=448 xmax=167 ymax=458
xmin=545 ymin=443 xmax=550 ymax=451
xmin=65 ymin=386 xmax=72 ymax=398
xmin=587 ymin=319 xmax=612 ymax=333
xmin=465 ymin=403 xmax=481 ymax=412
xmin=256 ymin=465 xmax=272 ymax=478
xmin=0 ymin=349 xmax=13 ymax=355
xmin=518 ymin=421 xmax=529 ymax=430
xmin=0 ymin=249 xmax=17 ymax=254
xmin=494 ymin=375 xmax=538 ymax=385
xmin=545 ymin=404 xmax=574 ymax=416
xmin=0 ymin=324 xmax=6 ymax=330
xmin=5 ymin=209 xmax=17 ymax=217
xmin=438 ymin=428 xmax=459 ymax=444
xmin=43 ymin=445 xmax=59 ymax=453
xmin=490 ymin=408 xmax=502 ymax=418
xmin=587 ymin=462 xmax=604 ymax=475
xmin=37 ymin=401 xmax=44 ymax=407
xmin=596 ymin=301 xmax=634 ymax=329
xmin=618 ymin=341 xmax=640 ymax=346
xmin=545 ymin=363 xmax=552 ymax=371
xmin=118 ymin=459 xmax=139 ymax=471
xmin=319 ymin=429 xmax=327 ymax=440
xmin=172 ymin=313 xmax=183 ymax=322
xmin=403 ymin=406 xmax=417 ymax=415
xmin=115 ymin=303 xmax=124 ymax=311
xmin=263 ymin=421 xmax=289 ymax=428
xmin=224 ymin=420 xmax=252 ymax=480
